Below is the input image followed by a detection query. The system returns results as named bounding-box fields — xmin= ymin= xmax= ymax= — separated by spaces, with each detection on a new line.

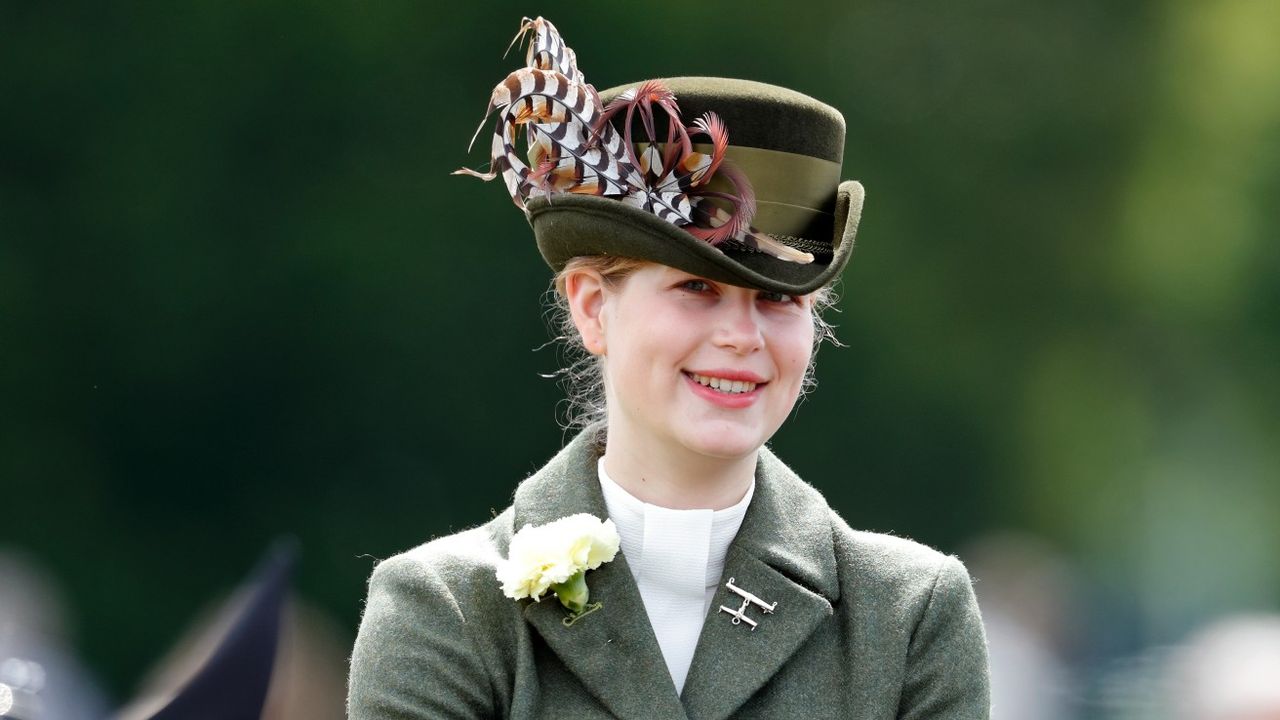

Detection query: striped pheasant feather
xmin=455 ymin=16 xmax=813 ymax=264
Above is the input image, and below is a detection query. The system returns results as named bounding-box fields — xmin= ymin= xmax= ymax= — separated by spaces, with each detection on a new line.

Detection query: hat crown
xmin=454 ymin=16 xmax=865 ymax=295
xmin=595 ymin=76 xmax=846 ymax=256
xmin=598 ymin=77 xmax=845 ymax=165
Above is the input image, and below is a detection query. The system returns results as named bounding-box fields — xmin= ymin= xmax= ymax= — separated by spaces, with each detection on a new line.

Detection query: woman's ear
xmin=563 ymin=269 xmax=608 ymax=356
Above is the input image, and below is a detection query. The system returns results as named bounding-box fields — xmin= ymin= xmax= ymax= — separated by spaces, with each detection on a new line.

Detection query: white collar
xmin=596 ymin=456 xmax=756 ymax=693
xmin=596 ymin=456 xmax=755 ymax=589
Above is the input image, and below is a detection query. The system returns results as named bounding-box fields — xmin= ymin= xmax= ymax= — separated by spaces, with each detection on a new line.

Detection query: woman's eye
xmin=680 ymin=279 xmax=711 ymax=293
xmin=760 ymin=291 xmax=795 ymax=304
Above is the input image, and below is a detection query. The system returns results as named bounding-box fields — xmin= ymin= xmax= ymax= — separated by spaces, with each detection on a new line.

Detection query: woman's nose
xmin=712 ymin=297 xmax=765 ymax=354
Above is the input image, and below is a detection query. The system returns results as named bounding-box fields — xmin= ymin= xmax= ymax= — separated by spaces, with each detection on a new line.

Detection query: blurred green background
xmin=3 ymin=0 xmax=1277 ymax=714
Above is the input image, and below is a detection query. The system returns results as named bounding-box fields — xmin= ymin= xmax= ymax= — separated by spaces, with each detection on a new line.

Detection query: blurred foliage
xmin=2 ymin=0 xmax=1276 ymax=704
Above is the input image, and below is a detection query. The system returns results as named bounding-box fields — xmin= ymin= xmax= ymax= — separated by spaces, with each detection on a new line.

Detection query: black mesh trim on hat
xmin=720 ymin=234 xmax=835 ymax=262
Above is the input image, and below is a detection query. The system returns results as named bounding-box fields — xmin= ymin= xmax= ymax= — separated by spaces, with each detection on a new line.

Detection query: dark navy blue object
xmin=146 ymin=539 xmax=298 ymax=720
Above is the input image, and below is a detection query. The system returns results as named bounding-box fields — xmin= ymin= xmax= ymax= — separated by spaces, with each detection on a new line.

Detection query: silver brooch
xmin=717 ymin=577 xmax=777 ymax=630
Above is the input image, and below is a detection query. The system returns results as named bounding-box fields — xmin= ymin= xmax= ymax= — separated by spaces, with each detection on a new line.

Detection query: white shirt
xmin=596 ymin=457 xmax=755 ymax=695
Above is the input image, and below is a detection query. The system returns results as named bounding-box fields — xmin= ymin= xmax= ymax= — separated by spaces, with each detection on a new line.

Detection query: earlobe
xmin=564 ymin=270 xmax=607 ymax=356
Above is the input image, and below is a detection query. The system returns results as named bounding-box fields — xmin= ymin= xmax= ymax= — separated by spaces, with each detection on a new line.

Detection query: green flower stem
xmin=551 ymin=569 xmax=589 ymax=615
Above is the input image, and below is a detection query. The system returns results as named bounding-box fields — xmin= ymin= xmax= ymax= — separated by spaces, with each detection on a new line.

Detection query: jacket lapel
xmin=678 ymin=447 xmax=841 ymax=720
xmin=513 ymin=426 xmax=689 ymax=720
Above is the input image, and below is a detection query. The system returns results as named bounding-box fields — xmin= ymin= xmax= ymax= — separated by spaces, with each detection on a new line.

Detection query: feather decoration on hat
xmin=453 ymin=16 xmax=813 ymax=264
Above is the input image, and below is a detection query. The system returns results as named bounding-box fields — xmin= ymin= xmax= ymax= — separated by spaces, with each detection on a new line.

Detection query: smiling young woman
xmin=558 ymin=260 xmax=822 ymax=510
xmin=347 ymin=16 xmax=990 ymax=720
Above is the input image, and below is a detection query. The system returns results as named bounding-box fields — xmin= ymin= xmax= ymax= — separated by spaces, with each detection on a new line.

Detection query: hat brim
xmin=528 ymin=180 xmax=864 ymax=296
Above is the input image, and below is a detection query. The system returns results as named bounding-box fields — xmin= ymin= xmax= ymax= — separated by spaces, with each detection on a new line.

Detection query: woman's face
xmin=587 ymin=263 xmax=815 ymax=461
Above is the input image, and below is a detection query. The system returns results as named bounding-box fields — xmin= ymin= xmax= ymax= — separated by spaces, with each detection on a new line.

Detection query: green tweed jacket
xmin=347 ymin=426 xmax=990 ymax=719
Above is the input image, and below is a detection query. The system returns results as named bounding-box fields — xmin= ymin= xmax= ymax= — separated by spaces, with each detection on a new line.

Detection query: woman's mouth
xmin=687 ymin=372 xmax=758 ymax=394
xmin=682 ymin=371 xmax=767 ymax=408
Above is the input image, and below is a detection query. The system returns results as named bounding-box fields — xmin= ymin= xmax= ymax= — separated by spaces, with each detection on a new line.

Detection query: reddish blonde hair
xmin=552 ymin=255 xmax=651 ymax=299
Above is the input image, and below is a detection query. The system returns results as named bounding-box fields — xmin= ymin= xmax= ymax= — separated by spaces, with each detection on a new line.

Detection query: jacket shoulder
xmin=826 ymin=509 xmax=981 ymax=635
xmin=827 ymin=508 xmax=965 ymax=592
xmin=376 ymin=506 xmax=513 ymax=586
xmin=348 ymin=507 xmax=517 ymax=719
xmin=826 ymin=511 xmax=990 ymax=718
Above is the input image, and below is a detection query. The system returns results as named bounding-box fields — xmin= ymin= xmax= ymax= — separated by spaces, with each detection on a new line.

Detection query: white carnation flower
xmin=496 ymin=513 xmax=620 ymax=604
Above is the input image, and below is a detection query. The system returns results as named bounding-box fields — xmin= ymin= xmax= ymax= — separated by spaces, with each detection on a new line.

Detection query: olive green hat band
xmin=688 ymin=143 xmax=841 ymax=253
xmin=630 ymin=141 xmax=842 ymax=256
xmin=632 ymin=141 xmax=841 ymax=254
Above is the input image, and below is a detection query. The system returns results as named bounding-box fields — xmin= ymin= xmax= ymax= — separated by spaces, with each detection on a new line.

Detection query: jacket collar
xmin=512 ymin=424 xmax=839 ymax=720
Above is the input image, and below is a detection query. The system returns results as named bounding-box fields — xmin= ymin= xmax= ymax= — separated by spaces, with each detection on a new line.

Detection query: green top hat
xmin=457 ymin=18 xmax=865 ymax=296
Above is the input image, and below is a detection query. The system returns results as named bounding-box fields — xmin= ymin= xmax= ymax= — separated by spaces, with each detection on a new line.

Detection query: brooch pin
xmin=717 ymin=577 xmax=777 ymax=630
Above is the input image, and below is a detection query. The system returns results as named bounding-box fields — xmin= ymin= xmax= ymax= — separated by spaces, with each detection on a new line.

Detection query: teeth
xmin=689 ymin=373 xmax=757 ymax=394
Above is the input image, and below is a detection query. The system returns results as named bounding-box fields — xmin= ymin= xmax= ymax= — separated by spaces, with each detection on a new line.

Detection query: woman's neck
xmin=601 ymin=424 xmax=757 ymax=511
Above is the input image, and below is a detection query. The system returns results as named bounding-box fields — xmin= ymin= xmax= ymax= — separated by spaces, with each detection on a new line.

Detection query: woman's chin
xmin=674 ymin=422 xmax=769 ymax=460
